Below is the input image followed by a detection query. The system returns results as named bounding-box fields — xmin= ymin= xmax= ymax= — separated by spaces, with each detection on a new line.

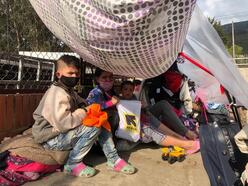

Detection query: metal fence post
xmin=17 ymin=57 xmax=23 ymax=89
xmin=36 ymin=60 xmax=41 ymax=81
xmin=51 ymin=63 xmax=55 ymax=82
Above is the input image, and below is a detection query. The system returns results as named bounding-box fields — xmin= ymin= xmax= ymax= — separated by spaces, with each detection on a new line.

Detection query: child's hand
xmin=111 ymin=96 xmax=120 ymax=105
xmin=85 ymin=106 xmax=91 ymax=112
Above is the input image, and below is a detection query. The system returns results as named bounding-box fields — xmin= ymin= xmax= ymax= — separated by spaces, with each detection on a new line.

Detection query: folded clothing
xmin=0 ymin=129 xmax=69 ymax=165
xmin=82 ymin=103 xmax=111 ymax=132
xmin=0 ymin=154 xmax=60 ymax=186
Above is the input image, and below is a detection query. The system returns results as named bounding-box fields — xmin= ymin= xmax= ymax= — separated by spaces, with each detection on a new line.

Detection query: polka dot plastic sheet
xmin=29 ymin=0 xmax=196 ymax=78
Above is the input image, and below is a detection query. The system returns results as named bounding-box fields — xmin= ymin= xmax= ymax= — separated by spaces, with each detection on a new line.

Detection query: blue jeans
xmin=43 ymin=126 xmax=120 ymax=165
xmin=98 ymin=128 xmax=120 ymax=163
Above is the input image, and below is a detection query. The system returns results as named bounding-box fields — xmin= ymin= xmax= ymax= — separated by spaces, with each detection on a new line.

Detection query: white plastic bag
xmin=116 ymin=100 xmax=141 ymax=142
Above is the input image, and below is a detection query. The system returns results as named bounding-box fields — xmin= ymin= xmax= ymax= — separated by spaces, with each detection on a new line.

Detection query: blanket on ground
xmin=0 ymin=129 xmax=69 ymax=165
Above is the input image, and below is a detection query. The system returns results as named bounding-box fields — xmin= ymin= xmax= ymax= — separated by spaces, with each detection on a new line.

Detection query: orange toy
xmin=82 ymin=104 xmax=111 ymax=132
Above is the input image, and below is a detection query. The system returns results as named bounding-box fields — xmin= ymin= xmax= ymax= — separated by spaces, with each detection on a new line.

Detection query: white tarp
xmin=179 ymin=6 xmax=248 ymax=108
xmin=29 ymin=0 xmax=196 ymax=78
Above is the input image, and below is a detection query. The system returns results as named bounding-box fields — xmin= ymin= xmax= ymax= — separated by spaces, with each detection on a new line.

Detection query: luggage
xmin=199 ymin=113 xmax=248 ymax=186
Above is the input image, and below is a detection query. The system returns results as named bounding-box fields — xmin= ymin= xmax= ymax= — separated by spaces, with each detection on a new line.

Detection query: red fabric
xmin=0 ymin=169 xmax=31 ymax=186
xmin=179 ymin=52 xmax=225 ymax=94
xmin=163 ymin=71 xmax=183 ymax=93
xmin=220 ymin=85 xmax=225 ymax=94
xmin=172 ymin=107 xmax=183 ymax=117
xmin=7 ymin=160 xmax=60 ymax=173
xmin=0 ymin=155 xmax=60 ymax=186
xmin=179 ymin=52 xmax=213 ymax=76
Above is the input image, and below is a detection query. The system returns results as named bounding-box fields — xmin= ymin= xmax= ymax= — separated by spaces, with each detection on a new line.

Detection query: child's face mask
xmin=60 ymin=76 xmax=79 ymax=88
xmin=56 ymin=65 xmax=80 ymax=88
xmin=99 ymin=80 xmax=113 ymax=91
xmin=97 ymin=71 xmax=114 ymax=91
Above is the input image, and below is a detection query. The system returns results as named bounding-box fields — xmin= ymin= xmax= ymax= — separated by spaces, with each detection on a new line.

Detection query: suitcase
xmin=199 ymin=114 xmax=248 ymax=186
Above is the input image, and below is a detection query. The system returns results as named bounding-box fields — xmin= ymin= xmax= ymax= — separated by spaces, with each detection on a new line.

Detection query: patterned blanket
xmin=29 ymin=0 xmax=196 ymax=78
xmin=0 ymin=129 xmax=68 ymax=165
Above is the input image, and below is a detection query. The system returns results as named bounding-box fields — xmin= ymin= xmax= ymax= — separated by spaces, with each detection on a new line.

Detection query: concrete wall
xmin=237 ymin=67 xmax=248 ymax=125
xmin=238 ymin=67 xmax=248 ymax=82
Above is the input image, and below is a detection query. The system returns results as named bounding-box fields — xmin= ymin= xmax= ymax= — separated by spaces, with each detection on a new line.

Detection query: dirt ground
xmin=25 ymin=143 xmax=210 ymax=186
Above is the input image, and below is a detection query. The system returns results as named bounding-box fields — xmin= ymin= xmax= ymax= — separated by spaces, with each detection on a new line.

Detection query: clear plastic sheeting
xmin=29 ymin=0 xmax=196 ymax=78
xmin=180 ymin=6 xmax=248 ymax=108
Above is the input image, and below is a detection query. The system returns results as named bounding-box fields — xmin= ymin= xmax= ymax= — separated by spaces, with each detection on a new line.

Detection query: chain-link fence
xmin=0 ymin=0 xmax=98 ymax=93
xmin=0 ymin=0 xmax=63 ymax=92
xmin=0 ymin=1 xmax=129 ymax=95
xmin=0 ymin=52 xmax=55 ymax=90
xmin=0 ymin=51 xmax=99 ymax=95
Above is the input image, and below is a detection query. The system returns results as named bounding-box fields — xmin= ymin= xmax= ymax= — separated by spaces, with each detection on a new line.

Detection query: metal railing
xmin=0 ymin=0 xmax=72 ymax=92
xmin=0 ymin=53 xmax=55 ymax=90
xmin=234 ymin=57 xmax=248 ymax=68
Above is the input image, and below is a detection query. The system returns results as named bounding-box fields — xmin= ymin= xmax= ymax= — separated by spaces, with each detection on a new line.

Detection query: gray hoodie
xmin=32 ymin=82 xmax=87 ymax=143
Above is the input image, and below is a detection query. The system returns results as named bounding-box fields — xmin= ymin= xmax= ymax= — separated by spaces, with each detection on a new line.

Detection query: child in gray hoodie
xmin=32 ymin=55 xmax=135 ymax=177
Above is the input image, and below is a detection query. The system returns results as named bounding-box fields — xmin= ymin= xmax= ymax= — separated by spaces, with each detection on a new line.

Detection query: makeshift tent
xmin=29 ymin=1 xmax=248 ymax=108
xmin=178 ymin=6 xmax=248 ymax=108
xmin=29 ymin=0 xmax=196 ymax=78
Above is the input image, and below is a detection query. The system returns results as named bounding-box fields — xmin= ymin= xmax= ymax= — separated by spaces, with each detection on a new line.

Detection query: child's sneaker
xmin=107 ymin=158 xmax=136 ymax=174
xmin=64 ymin=162 xmax=96 ymax=177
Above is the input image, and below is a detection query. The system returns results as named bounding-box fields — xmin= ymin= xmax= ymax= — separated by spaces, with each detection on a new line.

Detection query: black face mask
xmin=60 ymin=76 xmax=79 ymax=88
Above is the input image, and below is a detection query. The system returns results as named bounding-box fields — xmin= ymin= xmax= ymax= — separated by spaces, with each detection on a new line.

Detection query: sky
xmin=198 ymin=0 xmax=248 ymax=25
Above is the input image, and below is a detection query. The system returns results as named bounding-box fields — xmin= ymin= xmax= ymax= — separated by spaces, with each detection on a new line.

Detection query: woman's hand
xmin=111 ymin=96 xmax=120 ymax=105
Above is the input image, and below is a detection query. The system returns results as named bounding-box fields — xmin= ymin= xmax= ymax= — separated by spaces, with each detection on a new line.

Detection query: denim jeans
xmin=98 ymin=128 xmax=120 ymax=163
xmin=43 ymin=125 xmax=101 ymax=165
xmin=43 ymin=126 xmax=120 ymax=165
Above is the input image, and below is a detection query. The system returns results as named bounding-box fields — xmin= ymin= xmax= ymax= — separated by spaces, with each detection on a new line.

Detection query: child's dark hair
xmin=121 ymin=81 xmax=135 ymax=89
xmin=94 ymin=67 xmax=113 ymax=86
xmin=133 ymin=79 xmax=142 ymax=86
xmin=56 ymin=55 xmax=80 ymax=70
xmin=94 ymin=67 xmax=105 ymax=78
